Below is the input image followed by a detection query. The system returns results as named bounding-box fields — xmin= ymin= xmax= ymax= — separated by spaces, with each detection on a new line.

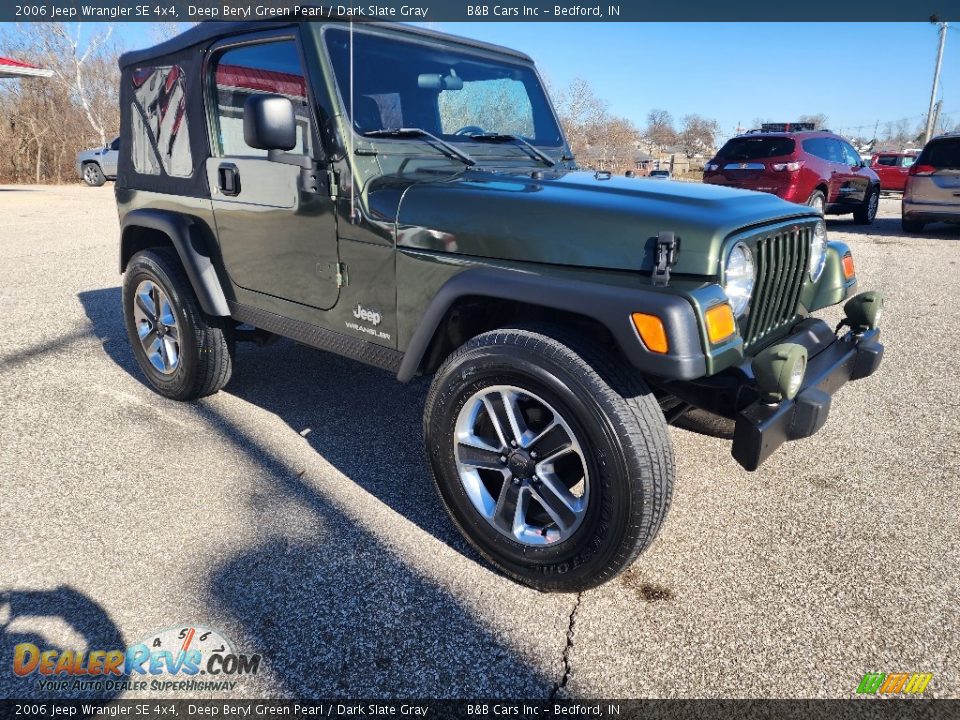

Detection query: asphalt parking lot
xmin=1 ymin=184 xmax=958 ymax=699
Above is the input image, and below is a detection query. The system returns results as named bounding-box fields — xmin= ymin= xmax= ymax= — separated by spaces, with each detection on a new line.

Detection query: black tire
xmin=902 ymin=218 xmax=925 ymax=233
xmin=122 ymin=248 xmax=233 ymax=401
xmin=806 ymin=189 xmax=826 ymax=215
xmin=82 ymin=162 xmax=105 ymax=187
xmin=853 ymin=186 xmax=879 ymax=225
xmin=423 ymin=328 xmax=674 ymax=592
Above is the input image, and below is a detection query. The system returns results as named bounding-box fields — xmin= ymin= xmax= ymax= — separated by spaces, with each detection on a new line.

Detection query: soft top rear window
xmin=718 ymin=137 xmax=795 ymax=160
xmin=918 ymin=138 xmax=960 ymax=169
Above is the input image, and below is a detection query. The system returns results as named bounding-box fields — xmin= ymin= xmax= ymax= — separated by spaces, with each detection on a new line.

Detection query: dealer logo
xmin=12 ymin=625 xmax=262 ymax=693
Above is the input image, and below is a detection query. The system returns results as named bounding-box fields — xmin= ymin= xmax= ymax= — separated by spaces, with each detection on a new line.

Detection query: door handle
xmin=218 ymin=163 xmax=240 ymax=196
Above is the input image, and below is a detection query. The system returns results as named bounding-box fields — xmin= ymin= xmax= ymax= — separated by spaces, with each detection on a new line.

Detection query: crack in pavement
xmin=549 ymin=591 xmax=582 ymax=700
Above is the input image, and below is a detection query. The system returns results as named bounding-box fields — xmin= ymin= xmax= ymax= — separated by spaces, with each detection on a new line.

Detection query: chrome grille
xmin=742 ymin=224 xmax=810 ymax=349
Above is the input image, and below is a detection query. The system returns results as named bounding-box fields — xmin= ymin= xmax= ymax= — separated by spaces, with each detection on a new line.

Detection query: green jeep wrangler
xmin=116 ymin=21 xmax=884 ymax=591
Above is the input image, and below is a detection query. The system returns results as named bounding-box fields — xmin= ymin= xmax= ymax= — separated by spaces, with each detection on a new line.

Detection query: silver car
xmin=76 ymin=137 xmax=120 ymax=187
xmin=902 ymin=133 xmax=960 ymax=232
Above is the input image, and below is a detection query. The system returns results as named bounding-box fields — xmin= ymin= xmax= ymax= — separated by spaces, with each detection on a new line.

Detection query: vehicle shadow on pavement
xmin=225 ymin=337 xmax=473 ymax=555
xmin=77 ymin=287 xmax=556 ymax=697
xmin=0 ymin=586 xmax=127 ymax=700
xmin=192 ymin=400 xmax=554 ymax=697
xmin=77 ymin=286 xmax=476 ymax=560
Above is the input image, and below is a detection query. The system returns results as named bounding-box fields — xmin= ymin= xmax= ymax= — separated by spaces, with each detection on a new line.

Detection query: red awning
xmin=0 ymin=56 xmax=53 ymax=79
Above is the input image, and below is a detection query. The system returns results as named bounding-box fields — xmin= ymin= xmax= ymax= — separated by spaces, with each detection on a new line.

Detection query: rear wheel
xmin=122 ymin=248 xmax=233 ymax=401
xmin=82 ymin=163 xmax=105 ymax=187
xmin=902 ymin=218 xmax=925 ymax=233
xmin=423 ymin=328 xmax=674 ymax=592
xmin=854 ymin=187 xmax=879 ymax=224
xmin=806 ymin=189 xmax=826 ymax=215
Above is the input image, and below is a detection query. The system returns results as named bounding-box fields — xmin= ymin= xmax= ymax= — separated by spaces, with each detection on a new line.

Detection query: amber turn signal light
xmin=704 ymin=303 xmax=737 ymax=344
xmin=631 ymin=313 xmax=669 ymax=354
xmin=842 ymin=253 xmax=855 ymax=280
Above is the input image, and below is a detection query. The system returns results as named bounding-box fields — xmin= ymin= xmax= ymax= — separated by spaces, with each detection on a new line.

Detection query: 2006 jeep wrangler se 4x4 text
xmin=116 ymin=21 xmax=884 ymax=591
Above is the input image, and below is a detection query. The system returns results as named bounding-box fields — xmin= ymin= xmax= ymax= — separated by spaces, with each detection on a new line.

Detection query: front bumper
xmin=731 ymin=321 xmax=883 ymax=470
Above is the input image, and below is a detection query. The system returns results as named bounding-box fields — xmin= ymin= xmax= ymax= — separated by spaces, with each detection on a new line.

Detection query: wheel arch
xmin=120 ymin=209 xmax=230 ymax=317
xmin=397 ymin=267 xmax=708 ymax=383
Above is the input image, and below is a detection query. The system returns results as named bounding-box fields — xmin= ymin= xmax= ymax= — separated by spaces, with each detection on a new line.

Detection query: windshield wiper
xmin=362 ymin=128 xmax=476 ymax=167
xmin=466 ymin=133 xmax=557 ymax=167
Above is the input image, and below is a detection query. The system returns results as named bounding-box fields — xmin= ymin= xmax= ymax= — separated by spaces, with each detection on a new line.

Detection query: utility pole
xmin=924 ymin=22 xmax=948 ymax=144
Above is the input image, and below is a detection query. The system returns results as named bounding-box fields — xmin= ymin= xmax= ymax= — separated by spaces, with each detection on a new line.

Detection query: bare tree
xmin=20 ymin=23 xmax=119 ymax=145
xmin=797 ymin=113 xmax=829 ymax=129
xmin=644 ymin=109 xmax=677 ymax=152
xmin=551 ymin=77 xmax=610 ymax=159
xmin=678 ymin=114 xmax=721 ymax=158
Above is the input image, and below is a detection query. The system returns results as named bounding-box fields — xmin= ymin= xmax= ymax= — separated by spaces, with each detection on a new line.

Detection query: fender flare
xmin=120 ymin=209 xmax=230 ymax=317
xmin=396 ymin=266 xmax=708 ymax=382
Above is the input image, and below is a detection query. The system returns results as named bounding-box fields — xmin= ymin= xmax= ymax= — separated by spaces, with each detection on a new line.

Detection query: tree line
xmin=0 ymin=24 xmax=120 ymax=183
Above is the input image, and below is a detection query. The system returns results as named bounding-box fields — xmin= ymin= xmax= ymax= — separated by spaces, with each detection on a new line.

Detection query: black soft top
xmin=119 ymin=20 xmax=533 ymax=68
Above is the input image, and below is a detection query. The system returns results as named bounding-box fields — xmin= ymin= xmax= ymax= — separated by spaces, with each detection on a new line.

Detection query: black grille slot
xmin=743 ymin=225 xmax=810 ymax=349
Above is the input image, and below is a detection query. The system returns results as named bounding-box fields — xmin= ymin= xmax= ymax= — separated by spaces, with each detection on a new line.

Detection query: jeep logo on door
xmin=353 ymin=304 xmax=382 ymax=326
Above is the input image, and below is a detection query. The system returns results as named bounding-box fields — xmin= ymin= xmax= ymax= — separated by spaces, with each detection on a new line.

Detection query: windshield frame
xmin=315 ymin=23 xmax=571 ymax=161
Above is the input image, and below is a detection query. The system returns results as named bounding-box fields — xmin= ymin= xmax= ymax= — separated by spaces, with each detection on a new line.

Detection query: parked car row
xmin=702 ymin=128 xmax=960 ymax=233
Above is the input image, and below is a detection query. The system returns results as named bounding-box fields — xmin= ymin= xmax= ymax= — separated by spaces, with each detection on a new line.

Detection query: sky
xmin=6 ymin=21 xmax=957 ymax=141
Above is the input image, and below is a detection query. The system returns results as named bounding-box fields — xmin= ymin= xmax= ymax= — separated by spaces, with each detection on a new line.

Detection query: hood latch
xmin=652 ymin=231 xmax=680 ymax=287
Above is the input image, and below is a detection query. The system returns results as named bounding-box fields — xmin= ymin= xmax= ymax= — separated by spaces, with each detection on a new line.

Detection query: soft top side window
xmin=211 ymin=39 xmax=313 ymax=158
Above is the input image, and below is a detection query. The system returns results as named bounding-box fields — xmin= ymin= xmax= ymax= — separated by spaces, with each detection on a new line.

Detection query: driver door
xmin=206 ymin=33 xmax=340 ymax=311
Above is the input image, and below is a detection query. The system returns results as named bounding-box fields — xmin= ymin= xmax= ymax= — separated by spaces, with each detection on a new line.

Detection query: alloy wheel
xmin=132 ymin=279 xmax=181 ymax=375
xmin=453 ymin=385 xmax=589 ymax=546
xmin=868 ymin=191 xmax=878 ymax=221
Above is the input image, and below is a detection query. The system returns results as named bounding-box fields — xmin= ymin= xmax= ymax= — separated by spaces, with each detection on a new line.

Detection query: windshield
xmin=719 ymin=137 xmax=795 ymax=160
xmin=324 ymin=28 xmax=564 ymax=148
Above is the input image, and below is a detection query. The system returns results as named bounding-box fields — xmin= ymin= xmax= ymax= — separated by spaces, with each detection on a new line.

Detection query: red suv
xmin=703 ymin=130 xmax=881 ymax=224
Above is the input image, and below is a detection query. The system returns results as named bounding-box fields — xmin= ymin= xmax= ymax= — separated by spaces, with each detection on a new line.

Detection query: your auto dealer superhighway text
xmin=188 ymin=4 xmax=431 ymax=18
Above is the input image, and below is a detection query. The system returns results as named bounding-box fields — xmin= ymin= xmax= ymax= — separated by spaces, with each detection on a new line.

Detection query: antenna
xmin=349 ymin=21 xmax=355 ymax=223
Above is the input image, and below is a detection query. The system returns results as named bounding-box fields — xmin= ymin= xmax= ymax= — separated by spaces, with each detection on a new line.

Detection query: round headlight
xmin=809 ymin=219 xmax=828 ymax=282
xmin=723 ymin=242 xmax=755 ymax=317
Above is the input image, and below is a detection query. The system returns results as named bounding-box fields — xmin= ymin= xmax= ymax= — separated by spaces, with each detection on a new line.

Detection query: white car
xmin=76 ymin=137 xmax=120 ymax=186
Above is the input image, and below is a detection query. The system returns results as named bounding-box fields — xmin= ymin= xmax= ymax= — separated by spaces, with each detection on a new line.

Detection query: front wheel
xmin=423 ymin=328 xmax=674 ymax=592
xmin=806 ymin=189 xmax=826 ymax=215
xmin=854 ymin=187 xmax=879 ymax=224
xmin=82 ymin=163 xmax=105 ymax=187
xmin=122 ymin=248 xmax=233 ymax=401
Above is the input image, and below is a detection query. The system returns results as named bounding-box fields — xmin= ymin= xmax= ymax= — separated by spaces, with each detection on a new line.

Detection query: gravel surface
xmin=1 ymin=185 xmax=957 ymax=699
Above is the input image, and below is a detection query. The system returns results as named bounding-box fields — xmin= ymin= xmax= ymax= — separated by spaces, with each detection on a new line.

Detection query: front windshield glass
xmin=324 ymin=28 xmax=564 ymax=148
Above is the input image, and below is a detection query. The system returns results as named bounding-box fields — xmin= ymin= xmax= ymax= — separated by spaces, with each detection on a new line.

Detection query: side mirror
xmin=243 ymin=94 xmax=296 ymax=151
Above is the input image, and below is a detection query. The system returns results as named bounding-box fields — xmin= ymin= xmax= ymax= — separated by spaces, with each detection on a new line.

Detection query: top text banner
xmin=3 ymin=0 xmax=958 ymax=22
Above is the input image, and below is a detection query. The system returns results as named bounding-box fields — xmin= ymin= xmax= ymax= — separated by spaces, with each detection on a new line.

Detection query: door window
xmin=211 ymin=40 xmax=313 ymax=157
xmin=840 ymin=142 xmax=862 ymax=167
xmin=109 ymin=137 xmax=121 ymax=151
xmin=876 ymin=155 xmax=898 ymax=167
